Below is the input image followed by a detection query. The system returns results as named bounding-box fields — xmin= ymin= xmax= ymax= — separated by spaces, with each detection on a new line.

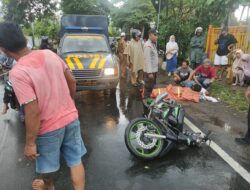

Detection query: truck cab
xmin=58 ymin=15 xmax=119 ymax=91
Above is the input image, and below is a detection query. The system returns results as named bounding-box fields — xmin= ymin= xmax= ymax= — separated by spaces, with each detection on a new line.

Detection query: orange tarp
xmin=151 ymin=85 xmax=200 ymax=103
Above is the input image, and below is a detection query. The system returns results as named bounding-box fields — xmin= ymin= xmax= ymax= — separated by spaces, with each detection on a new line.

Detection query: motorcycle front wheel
xmin=125 ymin=118 xmax=164 ymax=160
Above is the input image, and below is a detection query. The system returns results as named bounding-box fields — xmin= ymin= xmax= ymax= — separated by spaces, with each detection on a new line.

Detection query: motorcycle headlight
xmin=104 ymin=68 xmax=115 ymax=76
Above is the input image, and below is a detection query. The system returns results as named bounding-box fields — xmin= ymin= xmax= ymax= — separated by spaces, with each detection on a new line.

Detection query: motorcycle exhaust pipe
xmin=144 ymin=133 xmax=166 ymax=139
xmin=145 ymin=133 xmax=179 ymax=142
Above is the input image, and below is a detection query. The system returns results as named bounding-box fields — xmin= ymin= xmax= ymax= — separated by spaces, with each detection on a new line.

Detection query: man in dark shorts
xmin=214 ymin=26 xmax=237 ymax=79
xmin=0 ymin=22 xmax=86 ymax=190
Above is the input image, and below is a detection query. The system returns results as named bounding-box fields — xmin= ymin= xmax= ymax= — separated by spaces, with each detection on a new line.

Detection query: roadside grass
xmin=210 ymin=81 xmax=248 ymax=112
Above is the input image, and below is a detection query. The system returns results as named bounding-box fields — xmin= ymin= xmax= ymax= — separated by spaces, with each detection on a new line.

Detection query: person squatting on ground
xmin=0 ymin=22 xmax=87 ymax=190
xmin=166 ymin=35 xmax=179 ymax=76
xmin=235 ymin=86 xmax=250 ymax=145
xmin=188 ymin=59 xmax=216 ymax=89
xmin=190 ymin=27 xmax=205 ymax=69
xmin=173 ymin=60 xmax=193 ymax=85
xmin=232 ymin=49 xmax=244 ymax=86
xmin=127 ymin=29 xmax=144 ymax=86
xmin=117 ymin=32 xmax=127 ymax=78
xmin=143 ymin=29 xmax=159 ymax=98
xmin=240 ymin=54 xmax=250 ymax=86
xmin=214 ymin=26 xmax=237 ymax=80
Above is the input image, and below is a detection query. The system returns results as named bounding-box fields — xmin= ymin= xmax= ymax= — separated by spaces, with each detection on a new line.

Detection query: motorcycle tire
xmin=125 ymin=117 xmax=165 ymax=160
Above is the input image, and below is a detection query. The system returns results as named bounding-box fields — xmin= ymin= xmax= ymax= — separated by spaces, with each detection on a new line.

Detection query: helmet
xmin=4 ymin=81 xmax=14 ymax=94
xmin=131 ymin=29 xmax=141 ymax=39
xmin=120 ymin=32 xmax=126 ymax=37
xmin=195 ymin=27 xmax=203 ymax=34
xmin=192 ymin=83 xmax=202 ymax=92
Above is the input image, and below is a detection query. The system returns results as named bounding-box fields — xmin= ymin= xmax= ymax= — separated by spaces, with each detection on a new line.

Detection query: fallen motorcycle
xmin=124 ymin=92 xmax=212 ymax=160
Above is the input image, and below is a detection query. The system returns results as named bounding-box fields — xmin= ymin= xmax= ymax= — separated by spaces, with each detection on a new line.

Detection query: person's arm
xmin=188 ymin=70 xmax=197 ymax=81
xmin=228 ymin=44 xmax=235 ymax=52
xmin=245 ymin=86 xmax=250 ymax=101
xmin=172 ymin=43 xmax=179 ymax=54
xmin=9 ymin=70 xmax=39 ymax=160
xmin=210 ymin=67 xmax=216 ymax=83
xmin=198 ymin=37 xmax=205 ymax=49
xmin=190 ymin=37 xmax=197 ymax=48
xmin=144 ymin=45 xmax=153 ymax=78
xmin=64 ymin=69 xmax=76 ymax=99
xmin=193 ymin=75 xmax=202 ymax=86
xmin=24 ymin=100 xmax=40 ymax=160
xmin=227 ymin=35 xmax=238 ymax=52
xmin=166 ymin=44 xmax=170 ymax=54
xmin=210 ymin=78 xmax=215 ymax=83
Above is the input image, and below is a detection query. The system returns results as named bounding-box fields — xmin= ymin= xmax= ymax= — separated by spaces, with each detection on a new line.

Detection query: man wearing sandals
xmin=0 ymin=22 xmax=86 ymax=190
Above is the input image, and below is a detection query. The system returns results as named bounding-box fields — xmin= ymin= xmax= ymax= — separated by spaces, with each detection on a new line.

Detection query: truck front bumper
xmin=76 ymin=77 xmax=119 ymax=91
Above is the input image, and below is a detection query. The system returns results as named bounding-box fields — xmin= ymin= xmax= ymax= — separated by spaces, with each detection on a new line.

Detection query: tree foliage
xmin=61 ymin=0 xmax=111 ymax=15
xmin=23 ymin=18 xmax=59 ymax=41
xmin=2 ymin=0 xmax=57 ymax=24
xmin=111 ymin=0 xmax=156 ymax=31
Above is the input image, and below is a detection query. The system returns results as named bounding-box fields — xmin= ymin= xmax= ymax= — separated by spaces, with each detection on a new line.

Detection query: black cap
xmin=149 ymin=28 xmax=159 ymax=35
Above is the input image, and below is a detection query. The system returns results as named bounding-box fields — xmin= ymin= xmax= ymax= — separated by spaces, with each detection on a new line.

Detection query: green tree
xmin=61 ymin=0 xmax=111 ymax=15
xmin=23 ymin=18 xmax=59 ymax=41
xmin=111 ymin=0 xmax=156 ymax=32
xmin=2 ymin=0 xmax=57 ymax=24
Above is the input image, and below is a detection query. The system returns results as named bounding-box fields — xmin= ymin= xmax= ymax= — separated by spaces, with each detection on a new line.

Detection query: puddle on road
xmin=209 ymin=116 xmax=244 ymax=136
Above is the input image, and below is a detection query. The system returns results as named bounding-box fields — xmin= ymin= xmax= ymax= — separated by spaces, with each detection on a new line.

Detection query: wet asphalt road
xmin=0 ymin=78 xmax=250 ymax=190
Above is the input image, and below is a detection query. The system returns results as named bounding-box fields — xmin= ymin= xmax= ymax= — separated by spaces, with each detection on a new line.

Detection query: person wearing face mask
xmin=166 ymin=35 xmax=179 ymax=76
xmin=143 ymin=29 xmax=159 ymax=98
xmin=190 ymin=27 xmax=205 ymax=69
xmin=127 ymin=29 xmax=144 ymax=86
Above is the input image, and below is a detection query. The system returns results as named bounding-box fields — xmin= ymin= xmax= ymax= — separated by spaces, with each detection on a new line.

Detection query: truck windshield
xmin=61 ymin=35 xmax=110 ymax=54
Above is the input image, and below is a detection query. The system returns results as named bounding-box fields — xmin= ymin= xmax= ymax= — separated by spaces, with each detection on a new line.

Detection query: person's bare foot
xmin=32 ymin=180 xmax=45 ymax=190
xmin=2 ymin=104 xmax=9 ymax=115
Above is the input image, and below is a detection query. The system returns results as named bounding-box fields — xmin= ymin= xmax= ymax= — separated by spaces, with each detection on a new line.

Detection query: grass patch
xmin=210 ymin=81 xmax=248 ymax=112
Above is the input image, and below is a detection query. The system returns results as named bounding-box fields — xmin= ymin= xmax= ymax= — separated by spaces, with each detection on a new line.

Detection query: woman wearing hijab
xmin=232 ymin=49 xmax=244 ymax=86
xmin=242 ymin=54 xmax=250 ymax=85
xmin=235 ymin=55 xmax=250 ymax=145
xmin=166 ymin=35 xmax=179 ymax=76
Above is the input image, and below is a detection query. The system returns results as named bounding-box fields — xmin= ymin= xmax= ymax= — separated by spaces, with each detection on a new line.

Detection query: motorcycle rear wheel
xmin=125 ymin=118 xmax=164 ymax=160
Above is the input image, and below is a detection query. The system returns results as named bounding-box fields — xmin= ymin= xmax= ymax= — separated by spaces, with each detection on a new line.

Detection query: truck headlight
xmin=104 ymin=68 xmax=115 ymax=76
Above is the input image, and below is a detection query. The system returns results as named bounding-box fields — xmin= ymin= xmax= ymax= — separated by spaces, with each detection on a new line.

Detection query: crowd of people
xmin=116 ymin=26 xmax=250 ymax=145
xmin=117 ymin=28 xmax=159 ymax=98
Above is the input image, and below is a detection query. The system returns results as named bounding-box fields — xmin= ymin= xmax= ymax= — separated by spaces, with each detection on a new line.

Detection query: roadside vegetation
xmin=210 ymin=81 xmax=248 ymax=112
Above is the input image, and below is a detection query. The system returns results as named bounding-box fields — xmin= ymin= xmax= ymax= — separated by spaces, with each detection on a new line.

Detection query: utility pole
xmin=156 ymin=0 xmax=162 ymax=30
xmin=31 ymin=22 xmax=35 ymax=47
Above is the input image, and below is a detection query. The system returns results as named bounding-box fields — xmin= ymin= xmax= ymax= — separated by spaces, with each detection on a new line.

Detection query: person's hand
xmin=24 ymin=143 xmax=39 ymax=160
xmin=148 ymin=73 xmax=154 ymax=79
xmin=228 ymin=45 xmax=234 ymax=52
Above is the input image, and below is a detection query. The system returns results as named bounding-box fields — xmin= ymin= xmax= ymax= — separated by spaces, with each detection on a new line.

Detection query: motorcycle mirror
xmin=154 ymin=92 xmax=168 ymax=105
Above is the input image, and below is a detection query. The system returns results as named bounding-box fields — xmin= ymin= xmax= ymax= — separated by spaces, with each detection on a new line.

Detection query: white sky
xmin=235 ymin=5 xmax=249 ymax=21
xmin=108 ymin=0 xmax=124 ymax=8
